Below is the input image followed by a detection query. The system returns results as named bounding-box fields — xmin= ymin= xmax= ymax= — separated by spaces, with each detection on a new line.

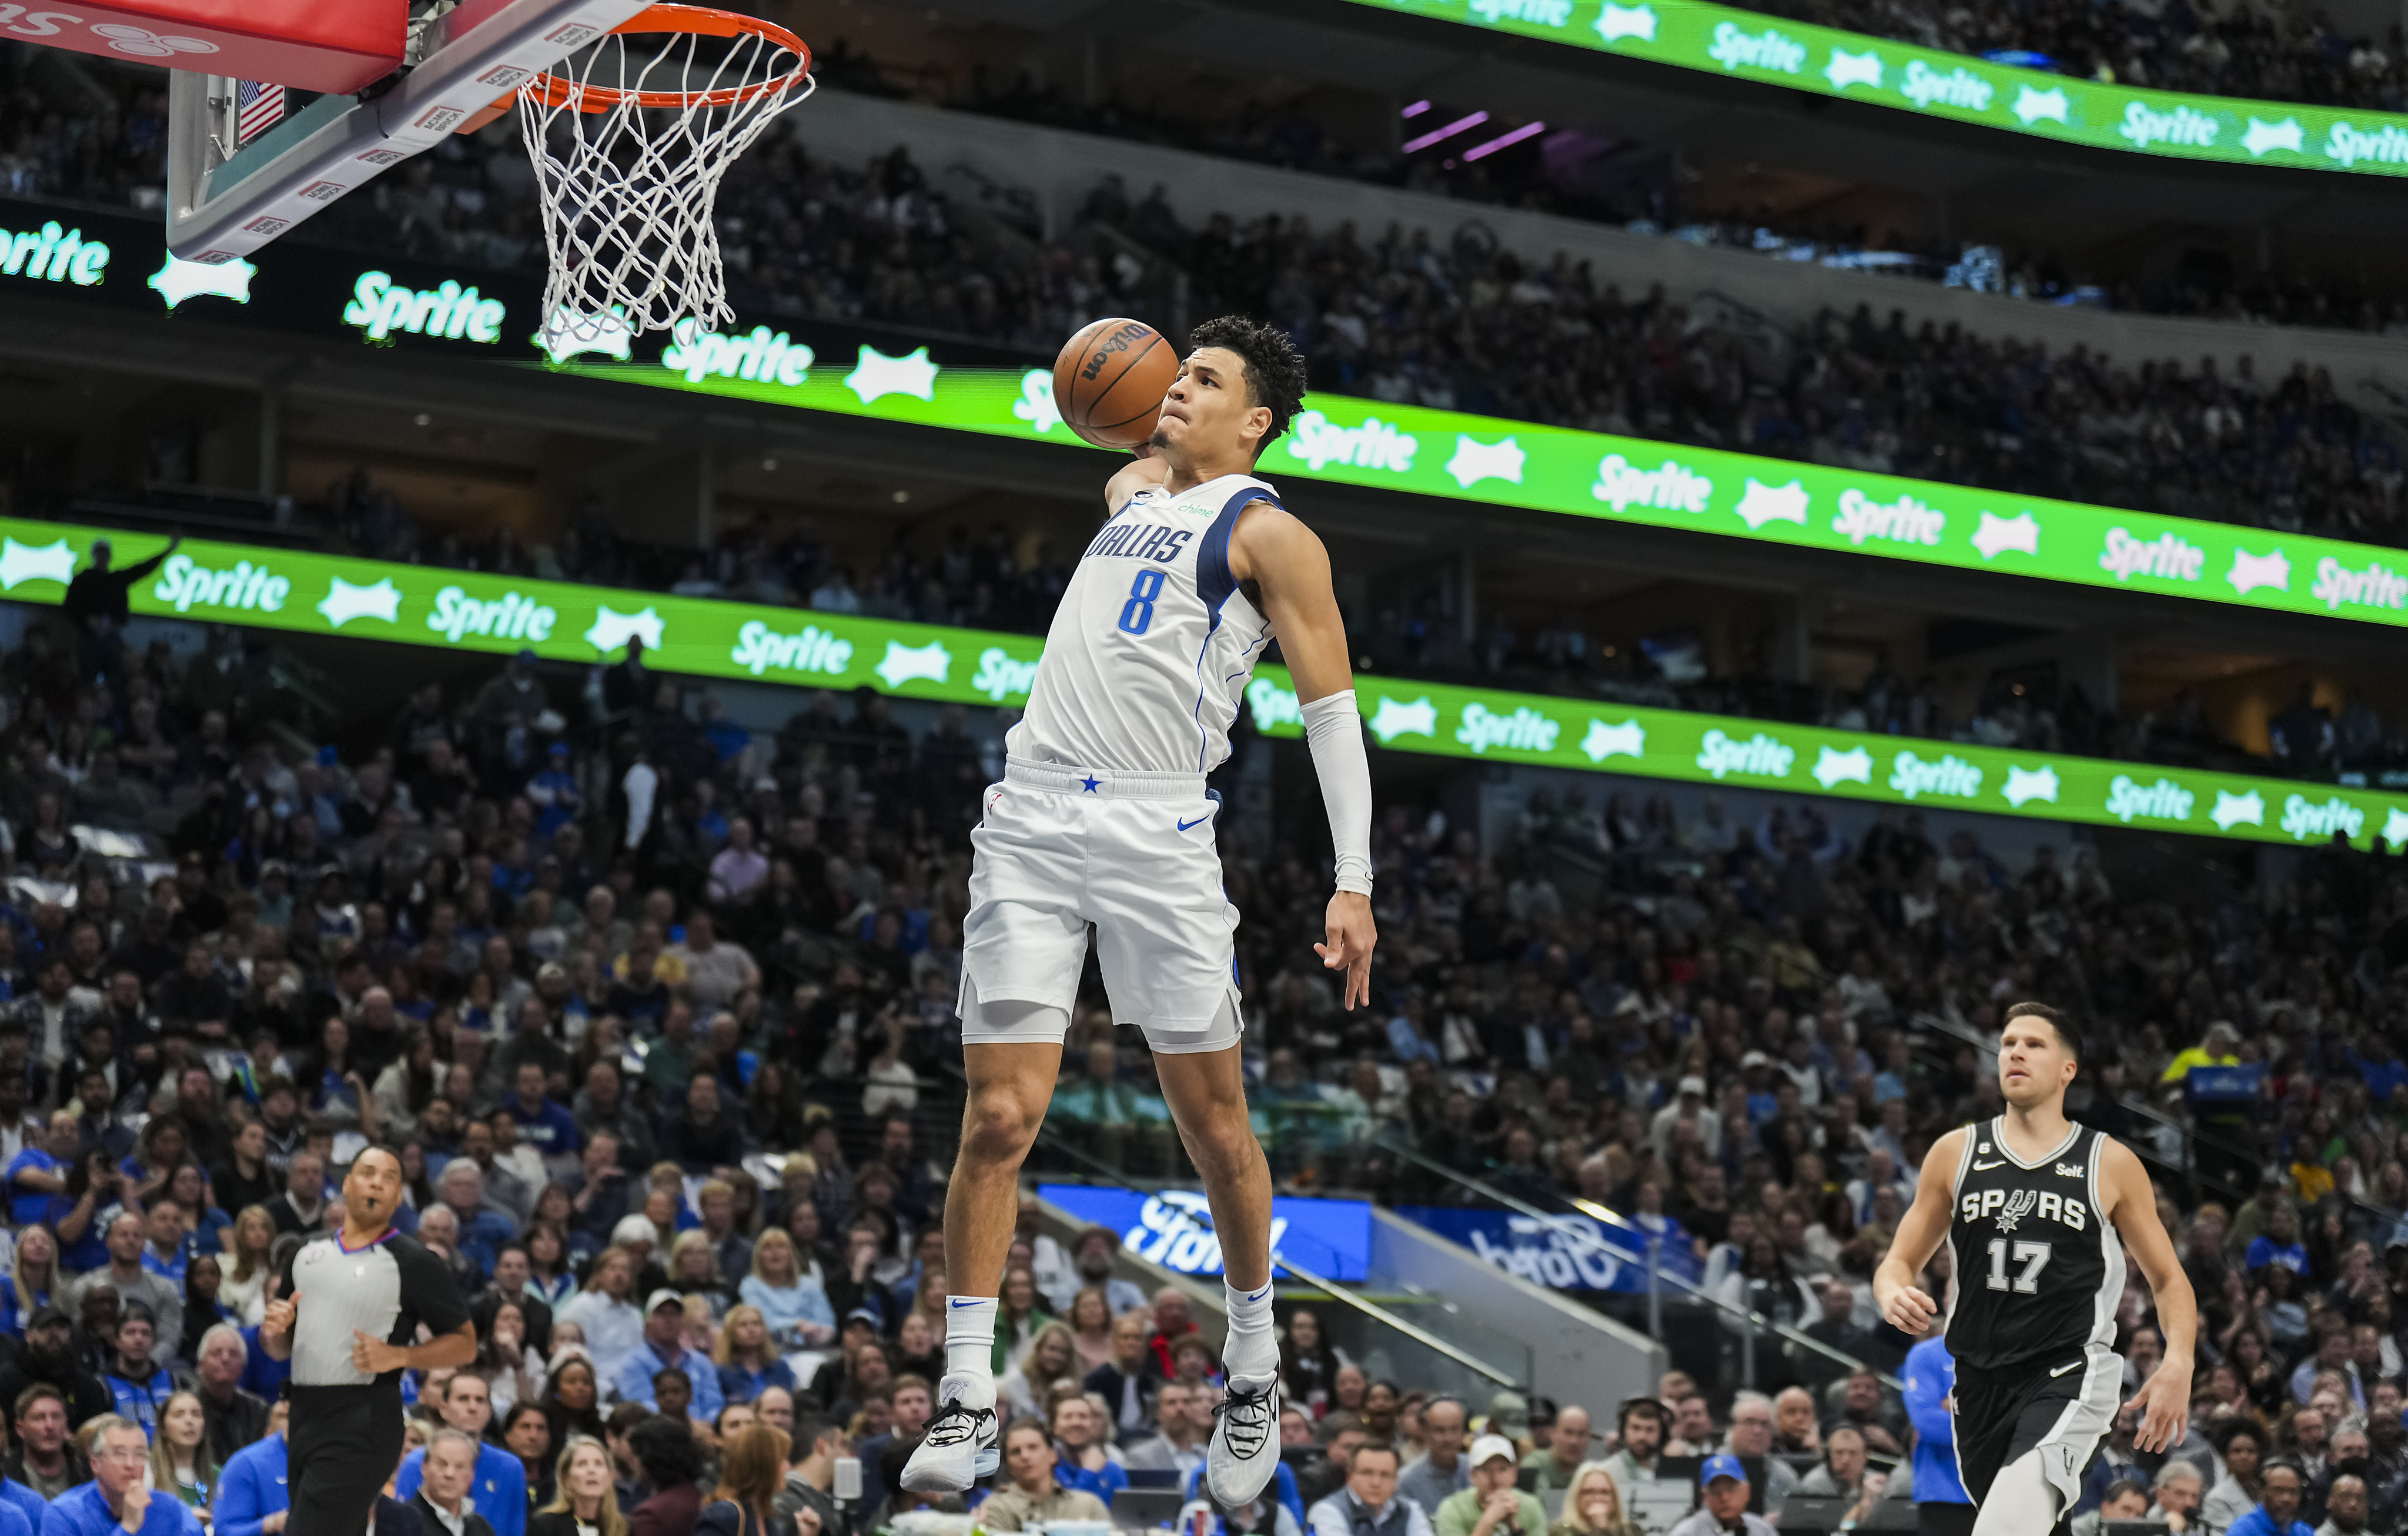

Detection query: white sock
xmin=942 ymin=1296 xmax=999 ymax=1399
xmin=1223 ymin=1276 xmax=1277 ymax=1384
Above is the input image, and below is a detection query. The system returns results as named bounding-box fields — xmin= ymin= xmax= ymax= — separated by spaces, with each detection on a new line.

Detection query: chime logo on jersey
xmin=1961 ymin=1185 xmax=2088 ymax=1230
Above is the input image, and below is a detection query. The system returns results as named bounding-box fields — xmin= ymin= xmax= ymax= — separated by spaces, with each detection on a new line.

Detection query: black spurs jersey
xmin=1943 ymin=1117 xmax=2126 ymax=1373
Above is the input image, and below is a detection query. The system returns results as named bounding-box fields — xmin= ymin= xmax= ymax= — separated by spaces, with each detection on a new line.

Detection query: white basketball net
xmin=518 ymin=12 xmax=812 ymax=359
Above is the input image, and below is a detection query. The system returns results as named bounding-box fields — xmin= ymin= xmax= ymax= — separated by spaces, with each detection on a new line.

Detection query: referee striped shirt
xmin=289 ymin=1230 xmax=468 ymax=1386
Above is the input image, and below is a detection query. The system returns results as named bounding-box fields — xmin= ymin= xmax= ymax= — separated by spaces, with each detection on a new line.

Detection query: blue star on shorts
xmin=1082 ymin=775 xmax=1101 ymax=793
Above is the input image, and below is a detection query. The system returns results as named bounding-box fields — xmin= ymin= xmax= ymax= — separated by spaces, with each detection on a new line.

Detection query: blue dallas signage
xmin=1395 ymin=1207 xmax=1703 ymax=1294
xmin=1038 ymin=1184 xmax=1373 ymax=1284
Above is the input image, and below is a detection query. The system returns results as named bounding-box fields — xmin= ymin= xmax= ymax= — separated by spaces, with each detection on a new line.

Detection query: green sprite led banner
xmin=1340 ymin=0 xmax=2408 ymax=177
xmin=546 ymin=350 xmax=2408 ymax=634
xmin=2 ymin=514 xmax=2405 ymax=852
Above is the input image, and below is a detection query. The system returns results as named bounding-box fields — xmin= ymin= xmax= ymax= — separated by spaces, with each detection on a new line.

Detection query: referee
xmin=261 ymin=1143 xmax=475 ymax=1530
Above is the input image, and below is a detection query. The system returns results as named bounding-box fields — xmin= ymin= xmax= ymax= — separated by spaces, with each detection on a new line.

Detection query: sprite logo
xmin=1456 ymin=702 xmax=1560 ymax=754
xmin=153 ymin=554 xmax=290 ymax=614
xmin=2310 ymin=556 xmax=2408 ymax=612
xmin=428 ymin=585 xmax=556 ymax=644
xmin=1899 ymin=61 xmax=1993 ymax=111
xmin=2099 ymin=528 xmax=2205 ymax=583
xmin=1246 ymin=678 xmax=1303 ymax=734
xmin=1591 ymin=453 xmax=1713 ymax=513
xmin=1707 ymin=20 xmax=1806 ymax=72
xmin=2105 ymin=775 xmax=2195 ymax=823
xmin=1889 ymin=750 xmax=1982 ymax=800
xmin=342 ymin=271 xmax=505 ymax=343
xmin=2326 ymin=121 xmax=2408 ymax=168
xmin=661 ymin=320 xmax=813 ymax=387
xmin=2118 ymin=102 xmax=2218 ymax=148
xmin=1694 ymin=729 xmax=1794 ymax=780
xmin=0 ymin=220 xmax=108 ymax=286
xmin=972 ymin=647 xmax=1040 ymax=702
xmin=1282 ymin=410 xmax=1417 ymax=473
xmin=2282 ymin=794 xmax=2364 ymax=841
xmin=1832 ymin=487 xmax=1945 ymax=547
xmin=731 ymin=618 xmax=853 ymax=677
xmin=1469 ymin=0 xmax=1573 ymax=23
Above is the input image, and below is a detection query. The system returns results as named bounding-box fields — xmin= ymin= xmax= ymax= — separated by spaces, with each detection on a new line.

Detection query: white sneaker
xmin=1206 ymin=1375 xmax=1280 ymax=1507
xmin=901 ymin=1397 xmax=998 ymax=1493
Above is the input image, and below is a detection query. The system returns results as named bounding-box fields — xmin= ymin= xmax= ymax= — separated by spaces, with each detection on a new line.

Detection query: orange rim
xmin=524 ymin=4 xmax=811 ymax=113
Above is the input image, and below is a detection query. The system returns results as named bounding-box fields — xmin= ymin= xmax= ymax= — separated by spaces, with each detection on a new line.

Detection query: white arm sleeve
xmin=1302 ymin=689 xmax=1373 ymax=895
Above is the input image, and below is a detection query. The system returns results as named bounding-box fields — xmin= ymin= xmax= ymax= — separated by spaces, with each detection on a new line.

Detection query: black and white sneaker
xmin=1207 ymin=1375 xmax=1280 ymax=1506
xmin=901 ymin=1400 xmax=998 ymax=1493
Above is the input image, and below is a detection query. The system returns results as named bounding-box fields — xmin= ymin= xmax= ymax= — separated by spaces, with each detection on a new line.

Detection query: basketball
xmin=1053 ymin=317 xmax=1179 ymax=450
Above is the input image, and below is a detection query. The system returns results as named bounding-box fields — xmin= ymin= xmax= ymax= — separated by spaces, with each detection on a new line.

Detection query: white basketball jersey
xmin=1008 ymin=472 xmax=1281 ymax=774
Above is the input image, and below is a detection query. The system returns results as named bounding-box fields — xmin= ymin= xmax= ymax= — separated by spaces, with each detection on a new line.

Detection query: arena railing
xmin=1374 ymin=1136 xmax=1905 ymax=1407
xmin=1008 ymin=1093 xmax=1536 ymax=1400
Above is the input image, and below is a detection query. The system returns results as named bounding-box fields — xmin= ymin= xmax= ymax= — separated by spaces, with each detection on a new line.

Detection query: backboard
xmin=162 ymin=0 xmax=653 ymax=264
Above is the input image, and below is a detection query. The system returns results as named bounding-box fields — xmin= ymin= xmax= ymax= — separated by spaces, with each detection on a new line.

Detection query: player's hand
xmin=1877 ymin=1281 xmax=1937 ymax=1334
xmin=2126 ymin=1361 xmax=2192 ymax=1454
xmin=353 ymin=1327 xmax=409 ymax=1374
xmin=262 ymin=1512 xmax=288 ymax=1533
xmin=1316 ymin=891 xmax=1376 ymax=1010
xmin=262 ymin=1290 xmax=299 ymax=1339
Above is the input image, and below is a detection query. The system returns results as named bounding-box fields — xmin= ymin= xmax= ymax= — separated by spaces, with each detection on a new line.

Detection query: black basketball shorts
xmin=1951 ymin=1347 xmax=2121 ymax=1517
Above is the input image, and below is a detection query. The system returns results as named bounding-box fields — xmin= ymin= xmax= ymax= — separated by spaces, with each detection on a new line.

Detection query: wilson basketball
xmin=1054 ymin=317 xmax=1178 ymax=449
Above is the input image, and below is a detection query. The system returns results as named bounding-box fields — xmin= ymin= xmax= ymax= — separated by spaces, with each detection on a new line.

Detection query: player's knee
xmin=1180 ymin=1105 xmax=1258 ymax=1177
xmin=961 ymin=1085 xmax=1045 ymax=1162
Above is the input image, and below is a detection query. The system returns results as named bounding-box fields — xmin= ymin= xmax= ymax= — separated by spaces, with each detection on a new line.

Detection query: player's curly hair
xmin=1188 ymin=314 xmax=1306 ymax=453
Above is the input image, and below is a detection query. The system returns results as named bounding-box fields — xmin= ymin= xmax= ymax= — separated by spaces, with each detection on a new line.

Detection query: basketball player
xmin=260 ymin=1144 xmax=477 ymax=1530
xmin=1873 ymin=1003 xmax=2196 ymax=1535
xmin=901 ymin=315 xmax=1374 ymax=1508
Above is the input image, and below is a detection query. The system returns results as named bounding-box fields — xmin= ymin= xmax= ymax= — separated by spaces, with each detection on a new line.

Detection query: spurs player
xmin=1875 ymin=1003 xmax=2196 ymax=1535
xmin=902 ymin=316 xmax=1377 ymax=1508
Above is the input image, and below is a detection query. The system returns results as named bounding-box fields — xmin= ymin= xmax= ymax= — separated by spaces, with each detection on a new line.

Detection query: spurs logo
xmin=1994 ymin=1189 xmax=2038 ymax=1232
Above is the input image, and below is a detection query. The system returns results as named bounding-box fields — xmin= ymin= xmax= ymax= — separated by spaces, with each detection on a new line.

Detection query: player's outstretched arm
xmin=1102 ymin=445 xmax=1170 ymax=516
xmin=1873 ymin=1127 xmax=1965 ymax=1336
xmin=2103 ymin=1139 xmax=2196 ymax=1452
xmin=1232 ymin=506 xmax=1377 ymax=1010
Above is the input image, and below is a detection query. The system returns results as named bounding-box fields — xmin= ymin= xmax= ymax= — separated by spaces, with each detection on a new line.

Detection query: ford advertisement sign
xmin=1396 ymin=1207 xmax=1703 ymax=1294
xmin=1038 ymin=1185 xmax=1371 ymax=1283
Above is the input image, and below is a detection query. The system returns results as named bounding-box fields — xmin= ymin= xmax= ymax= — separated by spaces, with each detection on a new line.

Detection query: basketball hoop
xmin=517 ymin=4 xmax=812 ymax=356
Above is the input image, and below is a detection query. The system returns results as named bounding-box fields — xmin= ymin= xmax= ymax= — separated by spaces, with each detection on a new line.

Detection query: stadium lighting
xmin=1462 ymin=121 xmax=1547 ymax=160
xmin=1402 ymin=110 xmax=1488 ymax=152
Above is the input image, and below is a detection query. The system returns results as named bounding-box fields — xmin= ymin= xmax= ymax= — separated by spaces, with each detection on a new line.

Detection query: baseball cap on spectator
xmin=1700 ymin=1454 xmax=1747 ymax=1488
xmin=1740 ymin=1050 xmax=1770 ymax=1069
xmin=842 ymin=1308 xmax=881 ymax=1331
xmin=613 ymin=1215 xmax=657 ymax=1246
xmin=1469 ymin=1435 xmax=1517 ymax=1470
xmin=1678 ymin=1076 xmax=1707 ymax=1098
xmin=538 ymin=962 xmax=567 ymax=982
xmin=28 ymin=1305 xmax=68 ymax=1330
xmin=644 ymin=1289 xmax=685 ymax=1315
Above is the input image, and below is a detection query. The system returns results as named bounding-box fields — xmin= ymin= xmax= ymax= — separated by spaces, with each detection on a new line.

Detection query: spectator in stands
xmin=1307 ymin=1441 xmax=1432 ymax=1536
xmin=2230 ymin=1461 xmax=2315 ymax=1536
xmin=1399 ymin=1396 xmax=1471 ymax=1517
xmin=1434 ymin=1435 xmax=1548 ymax=1536
xmin=979 ymin=1417 xmax=1113 ymax=1531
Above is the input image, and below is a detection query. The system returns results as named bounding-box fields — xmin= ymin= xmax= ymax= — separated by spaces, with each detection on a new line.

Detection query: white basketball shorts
xmin=959 ymin=757 xmax=1243 ymax=1054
